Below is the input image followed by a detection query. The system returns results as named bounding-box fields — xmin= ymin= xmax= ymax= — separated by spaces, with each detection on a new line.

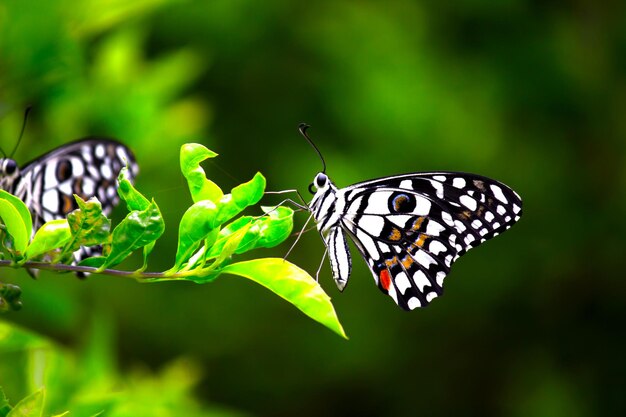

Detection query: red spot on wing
xmin=379 ymin=269 xmax=391 ymax=292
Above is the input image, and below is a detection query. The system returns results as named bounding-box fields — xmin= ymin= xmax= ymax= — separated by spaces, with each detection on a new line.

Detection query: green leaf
xmin=170 ymin=200 xmax=219 ymax=272
xmin=98 ymin=200 xmax=164 ymax=271
xmin=24 ymin=220 xmax=71 ymax=261
xmin=255 ymin=206 xmax=294 ymax=249
xmin=117 ymin=166 xmax=150 ymax=211
xmin=0 ymin=190 xmax=32 ymax=242
xmin=0 ymin=198 xmax=29 ymax=256
xmin=6 ymin=388 xmax=44 ymax=417
xmin=77 ymin=256 xmax=107 ymax=269
xmin=117 ymin=168 xmax=153 ymax=270
xmin=206 ymin=206 xmax=294 ymax=258
xmin=213 ymin=172 xmax=266 ymax=227
xmin=180 ymin=143 xmax=223 ymax=203
xmin=221 ymin=258 xmax=347 ymax=339
xmin=62 ymin=196 xmax=111 ymax=256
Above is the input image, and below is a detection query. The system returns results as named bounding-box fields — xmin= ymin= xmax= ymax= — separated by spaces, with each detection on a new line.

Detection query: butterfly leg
xmin=282 ymin=211 xmax=315 ymax=260
xmin=265 ymin=189 xmax=309 ymax=211
xmin=315 ymin=247 xmax=328 ymax=282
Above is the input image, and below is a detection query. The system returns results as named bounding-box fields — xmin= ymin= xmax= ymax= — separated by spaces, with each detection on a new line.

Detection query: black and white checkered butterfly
xmin=0 ymin=138 xmax=137 ymax=260
xmin=309 ymin=169 xmax=522 ymax=311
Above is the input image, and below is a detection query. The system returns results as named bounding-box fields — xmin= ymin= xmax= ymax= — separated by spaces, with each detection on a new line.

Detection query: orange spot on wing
xmin=379 ymin=269 xmax=391 ymax=291
xmin=413 ymin=233 xmax=427 ymax=248
xmin=401 ymin=255 xmax=414 ymax=269
xmin=389 ymin=227 xmax=402 ymax=241
xmin=385 ymin=256 xmax=398 ymax=268
xmin=411 ymin=217 xmax=425 ymax=232
xmin=62 ymin=194 xmax=74 ymax=214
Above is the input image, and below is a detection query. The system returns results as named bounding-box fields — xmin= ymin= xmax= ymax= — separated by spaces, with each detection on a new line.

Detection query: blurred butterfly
xmin=0 ymin=135 xmax=137 ymax=266
xmin=299 ymin=124 xmax=522 ymax=310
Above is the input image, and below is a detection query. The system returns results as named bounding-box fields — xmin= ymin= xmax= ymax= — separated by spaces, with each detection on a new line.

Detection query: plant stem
xmin=0 ymin=259 xmax=215 ymax=280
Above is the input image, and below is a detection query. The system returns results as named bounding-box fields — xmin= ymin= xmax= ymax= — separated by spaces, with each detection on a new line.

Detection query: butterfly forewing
xmin=11 ymin=138 xmax=137 ymax=232
xmin=312 ymin=171 xmax=522 ymax=310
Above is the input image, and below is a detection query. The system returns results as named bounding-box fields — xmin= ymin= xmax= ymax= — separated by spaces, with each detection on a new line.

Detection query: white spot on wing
xmin=491 ymin=184 xmax=508 ymax=204
xmin=356 ymin=230 xmax=378 ymax=258
xmin=399 ymin=180 xmax=412 ymax=189
xmin=414 ymin=250 xmax=435 ymax=268
xmin=429 ymin=240 xmax=446 ymax=255
xmin=433 ymin=175 xmax=446 ymax=182
xmin=394 ymin=272 xmax=411 ymax=294
xmin=436 ymin=271 xmax=446 ymax=286
xmin=425 ymin=220 xmax=445 ymax=236
xmin=452 ymin=177 xmax=466 ymax=188
xmin=459 ymin=195 xmax=477 ymax=211
xmin=471 ymin=219 xmax=482 ymax=229
xmin=407 ymin=297 xmax=421 ymax=310
xmin=363 ymin=192 xmax=392 ymax=214
xmin=413 ymin=270 xmax=431 ymax=291
xmin=485 ymin=211 xmax=494 ymax=222
xmin=429 ymin=179 xmax=444 ymax=199
xmin=95 ymin=145 xmax=105 ymax=159
xmin=441 ymin=211 xmax=454 ymax=226
xmin=360 ymin=215 xmax=385 ymax=236
xmin=101 ymin=164 xmax=113 ymax=179
xmin=426 ymin=292 xmax=437 ymax=302
xmin=42 ymin=190 xmax=59 ymax=213
xmin=497 ymin=205 xmax=506 ymax=215
xmin=414 ymin=196 xmax=432 ymax=216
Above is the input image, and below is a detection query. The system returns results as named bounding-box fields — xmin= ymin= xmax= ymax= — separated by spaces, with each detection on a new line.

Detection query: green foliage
xmin=0 ymin=319 xmax=244 ymax=417
xmin=0 ymin=143 xmax=345 ymax=339
xmin=0 ymin=191 xmax=33 ymax=260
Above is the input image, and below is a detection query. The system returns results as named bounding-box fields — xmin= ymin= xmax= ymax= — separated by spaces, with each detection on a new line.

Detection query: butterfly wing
xmin=338 ymin=172 xmax=522 ymax=310
xmin=11 ymin=138 xmax=138 ymax=232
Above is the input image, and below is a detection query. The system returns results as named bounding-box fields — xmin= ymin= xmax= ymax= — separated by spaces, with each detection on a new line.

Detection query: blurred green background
xmin=1 ymin=0 xmax=625 ymax=415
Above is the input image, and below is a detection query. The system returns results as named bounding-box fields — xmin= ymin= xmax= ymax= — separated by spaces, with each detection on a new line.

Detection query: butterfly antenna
xmin=9 ymin=106 xmax=32 ymax=158
xmin=298 ymin=123 xmax=326 ymax=173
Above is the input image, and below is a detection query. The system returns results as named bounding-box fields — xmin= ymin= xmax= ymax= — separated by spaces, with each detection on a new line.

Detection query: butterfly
xmin=0 ymin=138 xmax=137 ymax=262
xmin=300 ymin=124 xmax=522 ymax=310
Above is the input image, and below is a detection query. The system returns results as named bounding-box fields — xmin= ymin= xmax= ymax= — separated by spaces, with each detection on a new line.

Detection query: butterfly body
xmin=309 ymin=171 xmax=522 ymax=310
xmin=0 ymin=138 xmax=137 ymax=265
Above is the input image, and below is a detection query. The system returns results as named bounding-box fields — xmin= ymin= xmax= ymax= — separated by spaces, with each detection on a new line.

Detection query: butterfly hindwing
xmin=330 ymin=172 xmax=522 ymax=310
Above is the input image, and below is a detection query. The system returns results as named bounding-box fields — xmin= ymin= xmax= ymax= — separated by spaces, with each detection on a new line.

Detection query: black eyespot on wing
xmin=388 ymin=192 xmax=416 ymax=213
xmin=56 ymin=159 xmax=73 ymax=181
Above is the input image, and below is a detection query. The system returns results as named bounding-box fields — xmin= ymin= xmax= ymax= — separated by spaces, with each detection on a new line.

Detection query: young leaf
xmin=6 ymin=388 xmax=44 ymax=417
xmin=97 ymin=200 xmax=165 ymax=271
xmin=255 ymin=206 xmax=294 ymax=249
xmin=117 ymin=167 xmax=153 ymax=270
xmin=117 ymin=166 xmax=150 ymax=211
xmin=0 ymin=199 xmax=29 ymax=257
xmin=180 ymin=143 xmax=223 ymax=203
xmin=170 ymin=200 xmax=219 ymax=272
xmin=63 ymin=196 xmax=111 ymax=253
xmin=213 ymin=172 xmax=266 ymax=227
xmin=24 ymin=220 xmax=71 ymax=261
xmin=221 ymin=259 xmax=347 ymax=339
xmin=0 ymin=190 xmax=32 ymax=242
xmin=206 ymin=206 xmax=293 ymax=257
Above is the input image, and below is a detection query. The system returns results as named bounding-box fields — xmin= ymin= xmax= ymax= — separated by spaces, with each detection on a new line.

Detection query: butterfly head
xmin=0 ymin=158 xmax=19 ymax=189
xmin=309 ymin=172 xmax=329 ymax=194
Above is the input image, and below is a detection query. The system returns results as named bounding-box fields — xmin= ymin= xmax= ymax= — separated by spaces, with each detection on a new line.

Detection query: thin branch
xmin=0 ymin=259 xmax=218 ymax=280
